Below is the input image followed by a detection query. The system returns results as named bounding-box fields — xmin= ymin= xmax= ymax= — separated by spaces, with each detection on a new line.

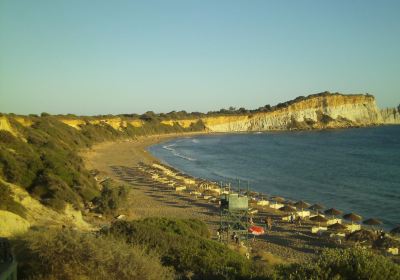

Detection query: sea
xmin=148 ymin=126 xmax=400 ymax=230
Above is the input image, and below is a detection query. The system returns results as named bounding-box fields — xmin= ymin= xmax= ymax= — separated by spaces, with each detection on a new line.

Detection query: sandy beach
xmin=81 ymin=133 xmax=395 ymax=263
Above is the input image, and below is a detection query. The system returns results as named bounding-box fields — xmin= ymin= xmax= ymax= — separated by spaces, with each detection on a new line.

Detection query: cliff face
xmin=202 ymin=95 xmax=384 ymax=132
xmin=380 ymin=108 xmax=400 ymax=124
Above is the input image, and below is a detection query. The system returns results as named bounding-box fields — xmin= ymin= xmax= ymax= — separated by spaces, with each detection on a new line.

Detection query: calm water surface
xmin=149 ymin=126 xmax=400 ymax=229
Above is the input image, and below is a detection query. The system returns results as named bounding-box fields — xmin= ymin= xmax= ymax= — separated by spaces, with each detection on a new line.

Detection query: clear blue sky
xmin=1 ymin=0 xmax=399 ymax=115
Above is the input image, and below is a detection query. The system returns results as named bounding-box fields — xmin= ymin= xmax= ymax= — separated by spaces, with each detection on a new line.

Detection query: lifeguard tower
xmin=219 ymin=192 xmax=250 ymax=243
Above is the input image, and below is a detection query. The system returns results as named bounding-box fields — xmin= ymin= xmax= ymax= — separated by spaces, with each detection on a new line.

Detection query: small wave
xmin=172 ymin=151 xmax=196 ymax=161
xmin=163 ymin=144 xmax=196 ymax=161
xmin=162 ymin=144 xmax=176 ymax=152
xmin=192 ymin=139 xmax=199 ymax=143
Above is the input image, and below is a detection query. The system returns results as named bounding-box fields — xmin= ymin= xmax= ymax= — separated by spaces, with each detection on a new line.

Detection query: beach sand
xmin=81 ymin=133 xmax=349 ymax=263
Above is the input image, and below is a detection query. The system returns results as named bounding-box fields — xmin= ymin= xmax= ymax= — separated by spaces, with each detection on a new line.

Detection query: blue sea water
xmin=148 ymin=126 xmax=400 ymax=230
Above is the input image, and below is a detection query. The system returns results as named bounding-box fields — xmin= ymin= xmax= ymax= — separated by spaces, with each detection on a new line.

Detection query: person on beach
xmin=267 ymin=217 xmax=273 ymax=231
xmin=290 ymin=213 xmax=294 ymax=224
xmin=296 ymin=216 xmax=302 ymax=227
xmin=264 ymin=217 xmax=268 ymax=230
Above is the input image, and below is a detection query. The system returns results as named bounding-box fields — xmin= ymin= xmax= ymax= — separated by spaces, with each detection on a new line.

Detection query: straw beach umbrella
xmin=310 ymin=215 xmax=328 ymax=227
xmin=328 ymin=222 xmax=347 ymax=233
xmin=363 ymin=218 xmax=382 ymax=226
xmin=309 ymin=203 xmax=324 ymax=215
xmin=363 ymin=218 xmax=382 ymax=228
xmin=324 ymin=208 xmax=343 ymax=219
xmin=343 ymin=213 xmax=362 ymax=225
xmin=279 ymin=205 xmax=296 ymax=213
xmin=390 ymin=226 xmax=400 ymax=236
xmin=284 ymin=199 xmax=295 ymax=206
xmin=271 ymin=196 xmax=285 ymax=203
xmin=294 ymin=200 xmax=310 ymax=212
xmin=271 ymin=196 xmax=285 ymax=208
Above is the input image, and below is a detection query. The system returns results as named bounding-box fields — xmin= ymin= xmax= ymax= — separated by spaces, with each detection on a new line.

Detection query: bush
xmin=15 ymin=228 xmax=174 ymax=280
xmin=0 ymin=181 xmax=27 ymax=218
xmin=104 ymin=218 xmax=268 ymax=280
xmin=92 ymin=181 xmax=128 ymax=215
xmin=275 ymin=248 xmax=400 ymax=280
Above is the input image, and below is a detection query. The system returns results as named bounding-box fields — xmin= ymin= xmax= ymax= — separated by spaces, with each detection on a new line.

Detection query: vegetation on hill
xmin=0 ymin=181 xmax=27 ymax=218
xmin=276 ymin=247 xmax=400 ymax=280
xmin=103 ymin=218 xmax=261 ymax=280
xmin=13 ymin=218 xmax=400 ymax=280
xmin=0 ymin=115 xmax=200 ymax=212
xmin=15 ymin=228 xmax=174 ymax=280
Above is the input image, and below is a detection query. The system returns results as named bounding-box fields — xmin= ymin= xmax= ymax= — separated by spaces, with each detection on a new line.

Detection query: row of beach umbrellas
xmin=271 ymin=197 xmax=389 ymax=231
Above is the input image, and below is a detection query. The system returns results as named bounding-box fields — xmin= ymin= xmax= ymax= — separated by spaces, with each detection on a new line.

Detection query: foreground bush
xmin=15 ymin=228 xmax=174 ymax=280
xmin=275 ymin=248 xmax=400 ymax=280
xmin=105 ymin=218 xmax=268 ymax=280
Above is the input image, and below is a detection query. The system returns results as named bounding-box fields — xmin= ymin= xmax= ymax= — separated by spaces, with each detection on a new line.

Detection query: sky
xmin=0 ymin=0 xmax=399 ymax=115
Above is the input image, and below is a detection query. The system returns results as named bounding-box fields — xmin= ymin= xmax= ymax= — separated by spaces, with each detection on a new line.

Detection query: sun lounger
xmin=326 ymin=218 xmax=342 ymax=225
xmin=269 ymin=203 xmax=284 ymax=209
xmin=311 ymin=226 xmax=327 ymax=234
xmin=257 ymin=200 xmax=269 ymax=206
xmin=297 ymin=210 xmax=310 ymax=218
xmin=346 ymin=224 xmax=361 ymax=232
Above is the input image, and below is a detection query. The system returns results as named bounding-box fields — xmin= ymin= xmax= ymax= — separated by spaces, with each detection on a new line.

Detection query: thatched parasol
xmin=310 ymin=215 xmax=328 ymax=223
xmin=390 ymin=226 xmax=400 ymax=235
xmin=328 ymin=222 xmax=348 ymax=232
xmin=310 ymin=215 xmax=328 ymax=227
xmin=294 ymin=200 xmax=310 ymax=211
xmin=343 ymin=213 xmax=362 ymax=224
xmin=271 ymin=196 xmax=285 ymax=203
xmin=309 ymin=203 xmax=324 ymax=215
xmin=279 ymin=205 xmax=296 ymax=213
xmin=347 ymin=229 xmax=377 ymax=243
xmin=324 ymin=208 xmax=343 ymax=216
xmin=374 ymin=236 xmax=400 ymax=249
xmin=363 ymin=218 xmax=382 ymax=226
xmin=284 ymin=199 xmax=295 ymax=206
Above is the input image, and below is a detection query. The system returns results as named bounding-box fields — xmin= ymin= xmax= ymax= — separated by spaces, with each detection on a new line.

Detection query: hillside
xmin=0 ymin=92 xmax=399 ymax=220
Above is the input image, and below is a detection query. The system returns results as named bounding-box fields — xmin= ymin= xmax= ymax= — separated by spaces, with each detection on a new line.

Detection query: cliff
xmin=49 ymin=93 xmax=398 ymax=132
xmin=201 ymin=94 xmax=384 ymax=132
xmin=380 ymin=108 xmax=400 ymax=124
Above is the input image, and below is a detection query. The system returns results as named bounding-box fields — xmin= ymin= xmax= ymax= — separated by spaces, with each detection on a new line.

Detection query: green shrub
xmin=105 ymin=218 xmax=267 ymax=280
xmin=0 ymin=181 xmax=27 ymax=218
xmin=92 ymin=181 xmax=128 ymax=215
xmin=15 ymin=228 xmax=174 ymax=280
xmin=275 ymin=248 xmax=400 ymax=280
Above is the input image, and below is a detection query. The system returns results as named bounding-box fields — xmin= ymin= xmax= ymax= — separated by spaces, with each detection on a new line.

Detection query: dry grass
xmin=14 ymin=228 xmax=174 ymax=280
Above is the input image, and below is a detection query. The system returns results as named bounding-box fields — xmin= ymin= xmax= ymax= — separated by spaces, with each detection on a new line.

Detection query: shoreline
xmin=81 ymin=131 xmax=399 ymax=263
